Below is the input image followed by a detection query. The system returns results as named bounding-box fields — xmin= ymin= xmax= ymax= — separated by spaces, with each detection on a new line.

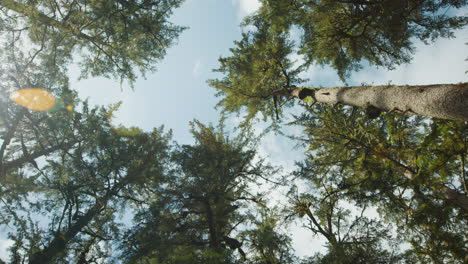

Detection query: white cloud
xmin=232 ymin=0 xmax=262 ymax=20
xmin=0 ymin=239 xmax=13 ymax=262
xmin=192 ymin=60 xmax=204 ymax=78
xmin=348 ymin=30 xmax=467 ymax=86
xmin=289 ymin=222 xmax=327 ymax=258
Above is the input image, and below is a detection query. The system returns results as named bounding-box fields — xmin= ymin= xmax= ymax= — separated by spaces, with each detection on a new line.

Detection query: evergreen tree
xmin=120 ymin=121 xmax=281 ymax=264
xmin=240 ymin=211 xmax=297 ymax=264
xmin=256 ymin=0 xmax=467 ymax=80
xmin=0 ymin=0 xmax=186 ymax=83
xmin=0 ymin=37 xmax=77 ymax=179
xmin=209 ymin=2 xmax=468 ymax=261
xmin=209 ymin=0 xmax=468 ymax=122
xmin=292 ymin=105 xmax=467 ymax=263
xmin=1 ymin=102 xmax=172 ymax=264
xmin=287 ymin=174 xmax=408 ymax=263
xmin=0 ymin=53 xmax=82 ymax=264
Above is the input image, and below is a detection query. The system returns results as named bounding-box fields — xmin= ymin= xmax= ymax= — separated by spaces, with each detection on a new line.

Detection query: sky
xmin=71 ymin=0 xmax=468 ymax=258
xmin=1 ymin=0 xmax=468 ymax=260
xmin=72 ymin=0 xmax=249 ymax=144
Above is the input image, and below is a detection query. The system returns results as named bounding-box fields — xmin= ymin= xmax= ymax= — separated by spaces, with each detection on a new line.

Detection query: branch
xmin=1 ymin=140 xmax=77 ymax=173
xmin=305 ymin=208 xmax=333 ymax=243
xmin=0 ymin=0 xmax=96 ymax=42
xmin=335 ymin=0 xmax=380 ymax=5
xmin=227 ymin=196 xmax=266 ymax=207
xmin=461 ymin=153 xmax=467 ymax=193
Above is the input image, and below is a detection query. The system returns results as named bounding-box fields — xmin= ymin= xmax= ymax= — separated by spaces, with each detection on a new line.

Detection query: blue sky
xmin=72 ymin=0 xmax=250 ymax=144
xmin=71 ymin=0 xmax=468 ymax=258
xmin=71 ymin=0 xmax=468 ymax=145
xmin=1 ymin=0 xmax=467 ymax=260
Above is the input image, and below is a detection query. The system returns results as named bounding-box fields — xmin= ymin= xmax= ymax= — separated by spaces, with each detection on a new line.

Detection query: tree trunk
xmin=291 ymin=83 xmax=468 ymax=121
xmin=204 ymin=199 xmax=222 ymax=252
xmin=305 ymin=208 xmax=336 ymax=245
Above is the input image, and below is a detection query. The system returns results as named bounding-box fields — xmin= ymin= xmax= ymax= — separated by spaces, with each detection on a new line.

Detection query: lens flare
xmin=10 ymin=88 xmax=56 ymax=111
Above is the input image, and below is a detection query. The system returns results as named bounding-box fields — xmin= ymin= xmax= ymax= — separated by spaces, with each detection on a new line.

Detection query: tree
xmin=287 ymin=176 xmax=408 ymax=263
xmin=0 ymin=0 xmax=186 ymax=84
xmin=257 ymin=0 xmax=467 ymax=80
xmin=0 ymin=36 xmax=80 ymax=178
xmin=0 ymin=96 xmax=83 ymax=263
xmin=0 ymin=38 xmax=85 ymax=264
xmin=0 ymin=88 xmax=80 ymax=178
xmin=292 ymin=104 xmax=467 ymax=263
xmin=0 ymin=56 xmax=84 ymax=264
xmin=209 ymin=0 xmax=468 ymax=122
xmin=120 ymin=121 xmax=279 ymax=264
xmin=239 ymin=211 xmax=297 ymax=264
xmin=1 ymin=102 xmax=172 ymax=264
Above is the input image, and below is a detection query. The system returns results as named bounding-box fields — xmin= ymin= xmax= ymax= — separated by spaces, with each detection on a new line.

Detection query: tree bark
xmin=204 ymin=199 xmax=222 ymax=252
xmin=291 ymin=83 xmax=468 ymax=121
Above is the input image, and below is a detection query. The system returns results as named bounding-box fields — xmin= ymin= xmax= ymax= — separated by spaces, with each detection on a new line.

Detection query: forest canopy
xmin=0 ymin=1 xmax=467 ymax=263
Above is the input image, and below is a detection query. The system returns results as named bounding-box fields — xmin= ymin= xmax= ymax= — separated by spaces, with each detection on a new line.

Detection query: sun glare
xmin=10 ymin=88 xmax=57 ymax=111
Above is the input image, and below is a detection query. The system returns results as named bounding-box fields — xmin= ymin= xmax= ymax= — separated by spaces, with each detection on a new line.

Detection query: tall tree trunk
xmin=29 ymin=198 xmax=105 ymax=264
xmin=305 ymin=208 xmax=337 ymax=245
xmin=29 ymin=196 xmax=108 ymax=264
xmin=291 ymin=83 xmax=468 ymax=121
xmin=204 ymin=199 xmax=222 ymax=252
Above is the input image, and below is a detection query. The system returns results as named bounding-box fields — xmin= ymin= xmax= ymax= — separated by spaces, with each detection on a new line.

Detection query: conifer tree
xmin=0 ymin=0 xmax=186 ymax=83
xmin=210 ymin=0 xmax=468 ymax=122
xmin=120 ymin=121 xmax=282 ymax=264
xmin=1 ymin=102 xmax=172 ymax=264
xmin=292 ymin=104 xmax=467 ymax=263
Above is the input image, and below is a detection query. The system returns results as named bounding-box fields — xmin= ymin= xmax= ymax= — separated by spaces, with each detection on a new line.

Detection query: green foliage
xmin=0 ymin=99 xmax=172 ymax=263
xmin=120 ymin=121 xmax=280 ymax=264
xmin=209 ymin=0 xmax=467 ymax=122
xmin=258 ymin=0 xmax=467 ymax=80
xmin=106 ymin=102 xmax=143 ymax=136
xmin=292 ymin=104 xmax=468 ymax=263
xmin=0 ymin=0 xmax=187 ymax=84
xmin=1 ymin=2 xmax=466 ymax=263
xmin=240 ymin=211 xmax=297 ymax=264
xmin=209 ymin=16 xmax=305 ymax=124
xmin=287 ymin=179 xmax=404 ymax=264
